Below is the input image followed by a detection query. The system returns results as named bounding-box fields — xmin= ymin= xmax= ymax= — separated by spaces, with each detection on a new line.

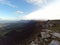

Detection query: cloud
xmin=0 ymin=0 xmax=17 ymax=8
xmin=23 ymin=0 xmax=60 ymax=20
xmin=15 ymin=10 xmax=24 ymax=14
xmin=26 ymin=0 xmax=50 ymax=6
xmin=26 ymin=0 xmax=44 ymax=4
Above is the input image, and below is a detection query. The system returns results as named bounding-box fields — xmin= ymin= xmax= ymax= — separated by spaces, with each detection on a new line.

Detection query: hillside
xmin=0 ymin=20 xmax=60 ymax=45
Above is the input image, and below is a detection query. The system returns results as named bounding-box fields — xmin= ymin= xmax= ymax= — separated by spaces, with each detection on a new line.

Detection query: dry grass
xmin=48 ymin=23 xmax=60 ymax=32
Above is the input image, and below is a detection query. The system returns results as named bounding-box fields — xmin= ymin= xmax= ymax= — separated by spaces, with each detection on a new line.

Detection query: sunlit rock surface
xmin=49 ymin=40 xmax=60 ymax=45
xmin=51 ymin=33 xmax=60 ymax=38
xmin=30 ymin=29 xmax=60 ymax=45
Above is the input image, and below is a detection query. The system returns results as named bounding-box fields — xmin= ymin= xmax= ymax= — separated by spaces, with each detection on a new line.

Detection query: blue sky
xmin=0 ymin=0 xmax=60 ymax=20
xmin=0 ymin=0 xmax=39 ymax=20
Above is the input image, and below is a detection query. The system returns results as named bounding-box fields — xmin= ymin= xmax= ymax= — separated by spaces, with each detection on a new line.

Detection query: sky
xmin=0 ymin=0 xmax=60 ymax=20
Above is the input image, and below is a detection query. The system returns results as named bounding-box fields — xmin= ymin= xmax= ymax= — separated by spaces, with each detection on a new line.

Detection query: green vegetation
xmin=0 ymin=32 xmax=6 ymax=38
xmin=0 ymin=30 xmax=12 ymax=39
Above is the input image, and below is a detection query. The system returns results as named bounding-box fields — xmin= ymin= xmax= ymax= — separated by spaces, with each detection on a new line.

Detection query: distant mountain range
xmin=0 ymin=20 xmax=35 ymax=23
xmin=0 ymin=20 xmax=19 ymax=24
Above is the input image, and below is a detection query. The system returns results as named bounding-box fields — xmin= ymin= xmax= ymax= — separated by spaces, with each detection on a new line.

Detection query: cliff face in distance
xmin=0 ymin=20 xmax=60 ymax=45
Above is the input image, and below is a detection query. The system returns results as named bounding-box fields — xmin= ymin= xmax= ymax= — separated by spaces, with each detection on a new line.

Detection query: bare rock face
xmin=51 ymin=33 xmax=60 ymax=38
xmin=30 ymin=29 xmax=60 ymax=45
xmin=0 ymin=20 xmax=60 ymax=45
xmin=49 ymin=40 xmax=60 ymax=45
